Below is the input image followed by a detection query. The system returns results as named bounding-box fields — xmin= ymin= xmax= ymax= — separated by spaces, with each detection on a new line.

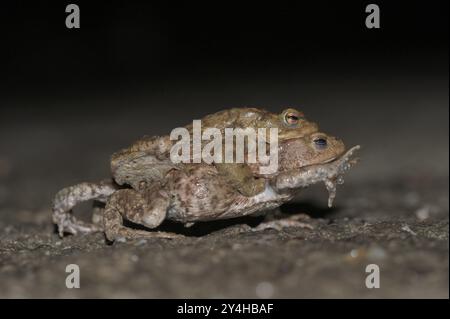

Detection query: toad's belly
xmin=166 ymin=184 xmax=294 ymax=223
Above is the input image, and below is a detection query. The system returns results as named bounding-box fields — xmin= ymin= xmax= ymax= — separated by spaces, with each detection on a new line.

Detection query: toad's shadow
xmin=125 ymin=201 xmax=339 ymax=237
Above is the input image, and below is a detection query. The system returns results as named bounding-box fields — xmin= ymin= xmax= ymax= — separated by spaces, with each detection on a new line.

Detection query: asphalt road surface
xmin=0 ymin=67 xmax=448 ymax=298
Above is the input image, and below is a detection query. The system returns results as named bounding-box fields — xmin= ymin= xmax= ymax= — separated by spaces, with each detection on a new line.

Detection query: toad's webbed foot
xmin=52 ymin=180 xmax=118 ymax=237
xmin=56 ymin=215 xmax=102 ymax=236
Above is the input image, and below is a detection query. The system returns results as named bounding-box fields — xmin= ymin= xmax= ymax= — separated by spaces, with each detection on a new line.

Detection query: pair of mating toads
xmin=52 ymin=107 xmax=360 ymax=241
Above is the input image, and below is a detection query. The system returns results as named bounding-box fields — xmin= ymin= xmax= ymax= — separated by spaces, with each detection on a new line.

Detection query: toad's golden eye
xmin=281 ymin=108 xmax=305 ymax=127
xmin=286 ymin=113 xmax=299 ymax=124
xmin=283 ymin=112 xmax=301 ymax=126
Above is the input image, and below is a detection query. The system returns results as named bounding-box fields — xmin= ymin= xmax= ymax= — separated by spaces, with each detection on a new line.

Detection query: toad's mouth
xmin=301 ymin=145 xmax=358 ymax=168
xmin=328 ymin=145 xmax=360 ymax=165
xmin=320 ymin=156 xmax=339 ymax=164
xmin=273 ymin=145 xmax=360 ymax=207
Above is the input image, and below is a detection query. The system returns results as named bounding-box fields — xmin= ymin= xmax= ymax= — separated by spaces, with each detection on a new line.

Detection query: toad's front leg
xmin=103 ymin=188 xmax=184 ymax=242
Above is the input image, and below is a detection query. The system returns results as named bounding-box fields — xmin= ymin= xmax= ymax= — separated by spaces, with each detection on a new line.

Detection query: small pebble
xmin=401 ymin=225 xmax=417 ymax=236
xmin=415 ymin=206 xmax=430 ymax=221
xmin=255 ymin=281 xmax=274 ymax=299
xmin=350 ymin=249 xmax=359 ymax=258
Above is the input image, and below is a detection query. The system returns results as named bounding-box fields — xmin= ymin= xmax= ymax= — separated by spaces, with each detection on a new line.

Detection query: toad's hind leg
xmin=52 ymin=180 xmax=118 ymax=237
xmin=103 ymin=189 xmax=183 ymax=241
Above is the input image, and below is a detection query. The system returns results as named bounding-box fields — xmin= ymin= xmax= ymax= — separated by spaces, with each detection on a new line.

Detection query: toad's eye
xmin=313 ymin=138 xmax=328 ymax=149
xmin=281 ymin=108 xmax=305 ymax=127
xmin=284 ymin=112 xmax=300 ymax=126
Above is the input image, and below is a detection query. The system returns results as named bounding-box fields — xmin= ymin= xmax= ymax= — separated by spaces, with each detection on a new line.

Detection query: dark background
xmin=0 ymin=0 xmax=448 ymax=298
xmin=1 ymin=1 xmax=448 ymax=94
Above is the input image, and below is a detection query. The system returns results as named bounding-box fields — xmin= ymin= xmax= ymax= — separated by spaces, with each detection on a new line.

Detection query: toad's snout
xmin=311 ymin=133 xmax=345 ymax=155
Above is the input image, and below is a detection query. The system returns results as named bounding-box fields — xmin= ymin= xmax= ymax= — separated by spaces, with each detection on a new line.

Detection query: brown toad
xmin=52 ymin=128 xmax=359 ymax=240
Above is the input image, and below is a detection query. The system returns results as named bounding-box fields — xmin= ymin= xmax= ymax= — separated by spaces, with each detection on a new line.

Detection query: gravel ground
xmin=0 ymin=73 xmax=448 ymax=298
